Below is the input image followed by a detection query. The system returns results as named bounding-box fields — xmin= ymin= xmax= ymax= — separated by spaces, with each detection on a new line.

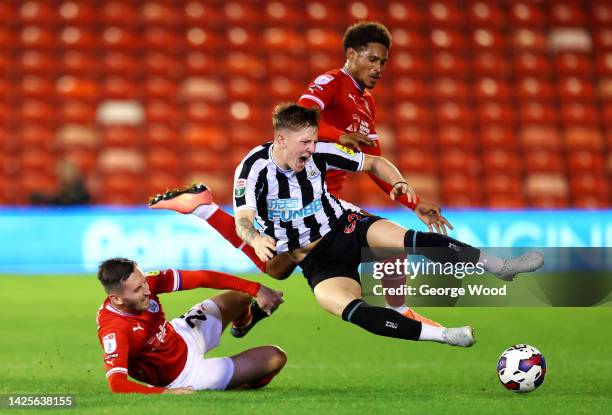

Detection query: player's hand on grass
xmin=414 ymin=201 xmax=454 ymax=235
xmin=163 ymin=387 xmax=195 ymax=395
xmin=252 ymin=235 xmax=277 ymax=262
xmin=339 ymin=132 xmax=373 ymax=151
xmin=255 ymin=285 xmax=284 ymax=315
xmin=390 ymin=181 xmax=416 ymax=205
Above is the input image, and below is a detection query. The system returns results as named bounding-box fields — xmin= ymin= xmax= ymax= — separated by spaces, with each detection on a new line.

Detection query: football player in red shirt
xmin=96 ymin=257 xmax=285 ymax=394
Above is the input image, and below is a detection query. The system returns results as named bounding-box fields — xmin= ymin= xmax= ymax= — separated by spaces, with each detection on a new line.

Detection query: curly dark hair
xmin=342 ymin=21 xmax=392 ymax=52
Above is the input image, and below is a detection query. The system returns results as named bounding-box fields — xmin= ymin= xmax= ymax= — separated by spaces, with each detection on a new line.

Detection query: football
xmin=497 ymin=344 xmax=547 ymax=393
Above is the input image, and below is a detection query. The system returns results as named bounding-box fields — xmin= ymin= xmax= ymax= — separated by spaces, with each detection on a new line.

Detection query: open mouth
xmin=299 ymin=156 xmax=308 ymax=162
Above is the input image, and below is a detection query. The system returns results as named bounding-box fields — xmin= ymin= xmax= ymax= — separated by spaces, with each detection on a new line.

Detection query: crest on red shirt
xmin=148 ymin=299 xmax=160 ymax=313
xmin=314 ymin=74 xmax=334 ymax=85
xmin=103 ymin=333 xmax=117 ymax=353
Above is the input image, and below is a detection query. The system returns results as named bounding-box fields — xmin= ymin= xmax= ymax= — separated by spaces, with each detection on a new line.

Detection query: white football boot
xmin=443 ymin=326 xmax=476 ymax=347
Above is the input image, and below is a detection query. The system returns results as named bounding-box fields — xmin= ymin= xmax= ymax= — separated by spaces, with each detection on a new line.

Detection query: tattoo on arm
xmin=236 ymin=217 xmax=260 ymax=244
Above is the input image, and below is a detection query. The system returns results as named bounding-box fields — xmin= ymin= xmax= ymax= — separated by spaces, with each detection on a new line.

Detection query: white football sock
xmin=418 ymin=323 xmax=446 ymax=343
xmin=192 ymin=203 xmax=220 ymax=220
xmin=388 ymin=304 xmax=410 ymax=314
xmin=478 ymin=250 xmax=504 ymax=274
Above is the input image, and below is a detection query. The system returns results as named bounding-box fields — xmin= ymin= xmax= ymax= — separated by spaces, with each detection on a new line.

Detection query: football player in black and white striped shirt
xmin=232 ymin=103 xmax=544 ymax=348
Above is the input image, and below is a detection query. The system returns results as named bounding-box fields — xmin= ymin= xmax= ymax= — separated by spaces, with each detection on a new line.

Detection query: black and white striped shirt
xmin=233 ymin=142 xmax=365 ymax=253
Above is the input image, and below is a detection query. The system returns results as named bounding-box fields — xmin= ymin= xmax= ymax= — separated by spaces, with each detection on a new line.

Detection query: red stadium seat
xmin=427 ymin=1 xmax=464 ymax=27
xmin=59 ymin=51 xmax=97 ymax=75
xmin=479 ymin=126 xmax=516 ymax=150
xmin=468 ymin=1 xmax=505 ymax=27
xmin=98 ymin=173 xmax=144 ymax=205
xmin=101 ymin=126 xmax=140 ymax=148
xmin=270 ymin=76 xmax=303 ymax=102
xmin=20 ymin=26 xmax=55 ymax=50
xmin=387 ymin=2 xmax=425 ymax=27
xmin=225 ymin=26 xmax=258 ymax=51
xmin=518 ymin=102 xmax=557 ymax=124
xmin=184 ymin=149 xmax=222 ymax=173
xmin=477 ymin=102 xmax=514 ymax=126
xmin=520 ymin=125 xmax=561 ymax=150
xmin=474 ymin=78 xmax=511 ymax=101
xmin=509 ymin=2 xmax=546 ymax=27
xmin=102 ymin=27 xmax=139 ymax=51
xmin=268 ymin=52 xmax=304 ymax=78
xmin=19 ymin=172 xmax=58 ymax=203
xmin=391 ymin=51 xmax=428 ymax=76
xmin=595 ymin=52 xmax=612 ymax=76
xmin=263 ymin=28 xmax=305 ymax=53
xmin=147 ymin=147 xmax=181 ymax=175
xmin=18 ymin=1 xmax=56 ymax=24
xmin=264 ymin=1 xmax=299 ymax=27
xmin=100 ymin=1 xmax=138 ymax=26
xmin=140 ymin=1 xmax=181 ymax=26
xmin=431 ymin=29 xmax=467 ymax=50
xmin=146 ymin=172 xmax=184 ymax=198
xmin=487 ymin=195 xmax=526 ymax=209
xmin=394 ymin=101 xmax=430 ymax=126
xmin=432 ymin=52 xmax=469 ymax=76
xmin=184 ymin=101 xmax=224 ymax=124
xmin=525 ymin=174 xmax=570 ymax=209
xmin=392 ymin=29 xmax=426 ymax=51
xmin=58 ymin=1 xmax=96 ymax=24
xmin=516 ymin=78 xmax=554 ymax=101
xmin=567 ymin=150 xmax=605 ymax=173
xmin=560 ymin=103 xmax=599 ymax=125
xmin=226 ymin=52 xmax=267 ymax=79
xmin=0 ymin=28 xmax=15 ymax=50
xmin=144 ymin=124 xmax=180 ymax=148
xmin=591 ymin=1 xmax=612 ymax=26
xmin=550 ymin=1 xmax=587 ymax=26
xmin=223 ymin=1 xmax=261 ymax=25
xmin=144 ymin=77 xmax=178 ymax=100
xmin=573 ymin=195 xmax=609 ymax=209
xmin=145 ymin=52 xmax=181 ymax=77
xmin=570 ymin=174 xmax=608 ymax=199
xmin=55 ymin=76 xmax=98 ymax=101
xmin=483 ymin=150 xmax=521 ymax=173
xmin=101 ymin=77 xmax=139 ymax=100
xmin=472 ymin=52 xmax=511 ymax=77
xmin=471 ymin=28 xmax=506 ymax=50
xmin=306 ymin=28 xmax=342 ymax=53
xmin=59 ymin=26 xmax=97 ymax=50
xmin=511 ymin=29 xmax=547 ymax=51
xmin=393 ymin=77 xmax=428 ymax=101
xmin=0 ymin=2 xmax=15 ymax=24
xmin=145 ymin=100 xmax=179 ymax=125
xmin=63 ymin=148 xmax=97 ymax=174
xmin=514 ymin=52 xmax=551 ymax=76
xmin=182 ymin=124 xmax=227 ymax=152
xmin=484 ymin=174 xmax=522 ymax=195
xmin=19 ymin=149 xmax=56 ymax=175
xmin=432 ymin=78 xmax=470 ymax=101
xmin=525 ymin=150 xmax=564 ymax=173
xmin=435 ymin=102 xmax=472 ymax=126
xmin=398 ymin=149 xmax=436 ymax=173
xmin=18 ymin=50 xmax=54 ymax=75
xmin=440 ymin=149 xmax=480 ymax=176
xmin=563 ymin=126 xmax=604 ymax=150
xmin=558 ymin=77 xmax=595 ymax=101
xmin=19 ymin=75 xmax=53 ymax=99
xmin=395 ymin=126 xmax=432 ymax=149
xmin=441 ymin=174 xmax=482 ymax=206
xmin=145 ymin=27 xmax=182 ymax=51
xmin=346 ymin=1 xmax=384 ymax=22
xmin=305 ymin=2 xmax=343 ymax=26
xmin=97 ymin=52 xmax=136 ymax=81
xmin=592 ymin=29 xmax=612 ymax=51
xmin=59 ymin=100 xmax=97 ymax=123
xmin=227 ymin=76 xmax=257 ymax=101
xmin=437 ymin=126 xmax=474 ymax=149
xmin=184 ymin=52 xmax=216 ymax=76
xmin=18 ymin=100 xmax=54 ymax=124
xmin=555 ymin=52 xmax=592 ymax=76
xmin=18 ymin=125 xmax=54 ymax=150
xmin=183 ymin=1 xmax=223 ymax=25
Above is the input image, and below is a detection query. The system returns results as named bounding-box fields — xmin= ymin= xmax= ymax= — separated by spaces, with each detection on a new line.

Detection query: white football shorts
xmin=167 ymin=299 xmax=234 ymax=390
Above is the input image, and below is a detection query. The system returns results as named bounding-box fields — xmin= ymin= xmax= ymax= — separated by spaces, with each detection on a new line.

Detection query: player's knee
xmin=268 ymin=345 xmax=287 ymax=371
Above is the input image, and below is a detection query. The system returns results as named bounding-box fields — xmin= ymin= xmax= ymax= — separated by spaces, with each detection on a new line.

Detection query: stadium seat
xmin=435 ymin=102 xmax=472 ymax=126
xmin=18 ymin=100 xmax=54 ymax=125
xmin=567 ymin=150 xmax=605 ymax=173
xmin=563 ymin=126 xmax=604 ymax=150
xmin=264 ymin=1 xmax=299 ymax=26
xmin=437 ymin=125 xmax=474 ymax=150
xmin=145 ymin=100 xmax=179 ymax=125
xmin=146 ymin=171 xmax=184 ymax=198
xmin=392 ymin=29 xmax=426 ymax=51
xmin=144 ymin=77 xmax=178 ymax=100
xmin=19 ymin=50 xmax=54 ymax=75
xmin=184 ymin=101 xmax=225 ymax=124
xmin=474 ymin=78 xmax=511 ymax=101
xmin=472 ymin=52 xmax=511 ymax=77
xmin=484 ymin=174 xmax=522 ymax=195
xmin=525 ymin=150 xmax=564 ymax=173
xmin=477 ymin=102 xmax=514 ymax=126
xmin=394 ymin=101 xmax=430 ymax=126
xmin=305 ymin=1 xmax=343 ymax=27
xmin=393 ymin=77 xmax=428 ymax=101
xmin=560 ymin=103 xmax=599 ymax=125
xmin=0 ymin=2 xmax=15 ymax=24
xmin=432 ymin=78 xmax=470 ymax=101
xmin=102 ymin=52 xmax=136 ymax=75
xmin=387 ymin=1 xmax=425 ymax=27
xmin=525 ymin=174 xmax=570 ymax=209
xmin=180 ymin=76 xmax=227 ymax=102
xmin=145 ymin=27 xmax=182 ymax=51
xmin=228 ymin=76 xmax=257 ymax=101
xmin=63 ymin=148 xmax=97 ymax=174
xmin=97 ymin=173 xmax=144 ymax=205
xmin=519 ymin=102 xmax=557 ymax=124
xmin=573 ymin=195 xmax=609 ymax=209
xmin=519 ymin=125 xmax=561 ymax=150
xmin=100 ymin=1 xmax=138 ymax=25
xmin=516 ymin=78 xmax=554 ymax=100
xmin=19 ymin=75 xmax=53 ymax=99
xmin=19 ymin=172 xmax=58 ymax=203
xmin=555 ymin=52 xmax=592 ymax=76
xmin=479 ymin=126 xmax=516 ymax=150
xmin=483 ymin=150 xmax=521 ymax=173
xmin=184 ymin=149 xmax=222 ymax=173
xmin=59 ymin=100 xmax=97 ymax=124
xmin=550 ymin=1 xmax=587 ymax=26
xmin=471 ymin=28 xmax=506 ymax=50
xmin=595 ymin=52 xmax=612 ymax=76
xmin=101 ymin=126 xmax=140 ymax=148
xmin=268 ymin=51 xmax=305 ymax=79
xmin=570 ymin=173 xmax=608 ymax=200
xmin=98 ymin=148 xmax=145 ymax=175
xmin=514 ymin=52 xmax=551 ymax=76
xmin=101 ymin=77 xmax=138 ymax=100
xmin=19 ymin=149 xmax=57 ymax=176
xmin=20 ymin=26 xmax=55 ymax=50
xmin=346 ymin=1 xmax=384 ymax=22
xmin=102 ymin=26 xmax=139 ymax=51
xmin=18 ymin=1 xmax=56 ymax=24
xmin=403 ymin=173 xmax=440 ymax=203
xmin=591 ymin=2 xmax=612 ymax=26
xmin=509 ymin=2 xmax=546 ymax=27
xmin=397 ymin=148 xmax=436 ymax=173
xmin=226 ymin=26 xmax=259 ymax=51
xmin=182 ymin=124 xmax=227 ymax=152
xmin=441 ymin=174 xmax=482 ymax=206
xmin=262 ymin=27 xmax=305 ymax=52
xmin=59 ymin=26 xmax=97 ymax=50
xmin=431 ymin=29 xmax=467 ymax=50
xmin=140 ymin=1 xmax=181 ymax=26
xmin=183 ymin=0 xmax=223 ymax=25
xmin=18 ymin=125 xmax=54 ymax=150
xmin=145 ymin=52 xmax=180 ymax=77
xmin=440 ymin=149 xmax=480 ymax=176
xmin=390 ymin=51 xmax=428 ymax=76
xmin=56 ymin=76 xmax=98 ymax=101
xmin=147 ymin=147 xmax=182 ymax=176
xmin=486 ymin=195 xmax=526 ymax=209
xmin=592 ymin=29 xmax=612 ymax=51
xmin=427 ymin=1 xmax=464 ymax=27
xmin=432 ymin=52 xmax=468 ymax=76
xmin=306 ymin=28 xmax=342 ymax=53
xmin=58 ymin=1 xmax=96 ymax=24
xmin=144 ymin=124 xmax=180 ymax=148
xmin=59 ymin=51 xmax=96 ymax=75
xmin=468 ymin=1 xmax=505 ymax=27
xmin=55 ymin=124 xmax=99 ymax=149
xmin=270 ymin=76 xmax=303 ymax=102
xmin=558 ymin=77 xmax=595 ymax=101
xmin=184 ymin=51 xmax=215 ymax=76
xmin=511 ymin=29 xmax=547 ymax=51
xmin=226 ymin=52 xmax=267 ymax=79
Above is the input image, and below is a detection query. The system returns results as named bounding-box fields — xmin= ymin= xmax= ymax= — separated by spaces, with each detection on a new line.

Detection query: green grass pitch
xmin=1 ymin=274 xmax=610 ymax=415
